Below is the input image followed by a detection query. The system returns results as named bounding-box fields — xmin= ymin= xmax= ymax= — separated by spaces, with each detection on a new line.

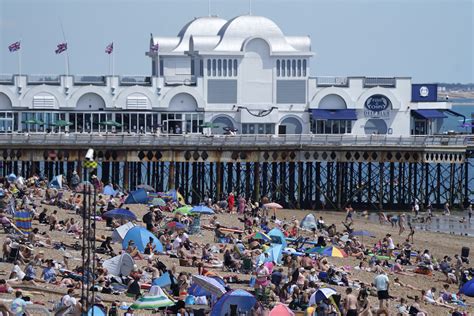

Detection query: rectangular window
xmin=233 ymin=59 xmax=238 ymax=76
xmin=223 ymin=59 xmax=227 ymax=77
xmin=33 ymin=96 xmax=55 ymax=108
xmin=292 ymin=60 xmax=296 ymax=77
xmin=218 ymin=59 xmax=222 ymax=77
xmin=242 ymin=124 xmax=248 ymax=134
xmin=228 ymin=59 xmax=233 ymax=76
xmin=282 ymin=60 xmax=286 ymax=76
xmin=302 ymin=60 xmax=307 ymax=76
xmin=276 ymin=60 xmax=280 ymax=77
xmin=212 ymin=59 xmax=216 ymax=76
xmin=257 ymin=124 xmax=265 ymax=134
xmin=265 ymin=124 xmax=274 ymax=134
xmin=207 ymin=59 xmax=211 ymax=76
xmin=126 ymin=96 xmax=148 ymax=109
xmin=297 ymin=60 xmax=301 ymax=77
xmin=287 ymin=60 xmax=291 ymax=77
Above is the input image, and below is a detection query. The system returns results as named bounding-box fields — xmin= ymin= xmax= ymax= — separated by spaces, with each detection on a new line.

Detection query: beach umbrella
xmin=173 ymin=205 xmax=193 ymax=215
xmin=351 ymin=230 xmax=375 ymax=237
xmin=49 ymin=120 xmax=72 ymax=127
xmin=264 ymin=202 xmax=283 ymax=209
xmin=21 ymin=119 xmax=44 ymax=126
xmin=103 ymin=209 xmax=137 ymax=221
xmin=190 ymin=205 xmax=215 ymax=215
xmin=247 ymin=231 xmax=271 ymax=242
xmin=122 ymin=226 xmax=163 ymax=253
xmin=166 ymin=221 xmax=186 ymax=230
xmin=192 ymin=275 xmax=227 ymax=297
xmin=150 ymin=197 xmax=166 ymax=207
xmin=319 ymin=246 xmax=348 ymax=258
xmin=99 ymin=120 xmax=122 ymax=127
xmin=460 ymin=279 xmax=474 ymax=297
xmin=269 ymin=303 xmax=294 ymax=316
xmin=137 ymin=184 xmax=155 ymax=192
xmin=304 ymin=246 xmax=325 ymax=254
xmin=131 ymin=286 xmax=175 ymax=310
xmin=309 ymin=287 xmax=337 ymax=305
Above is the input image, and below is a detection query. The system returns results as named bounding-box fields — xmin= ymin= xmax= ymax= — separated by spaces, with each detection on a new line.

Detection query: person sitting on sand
xmin=126 ymin=240 xmax=143 ymax=260
xmin=393 ymin=277 xmax=421 ymax=291
xmin=392 ymin=259 xmax=415 ymax=276
xmin=422 ymin=288 xmax=455 ymax=310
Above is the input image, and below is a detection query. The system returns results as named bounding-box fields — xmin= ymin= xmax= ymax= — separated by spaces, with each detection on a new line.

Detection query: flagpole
xmin=18 ymin=39 xmax=22 ymax=78
xmin=59 ymin=19 xmax=70 ymax=76
xmin=112 ymin=41 xmax=115 ymax=77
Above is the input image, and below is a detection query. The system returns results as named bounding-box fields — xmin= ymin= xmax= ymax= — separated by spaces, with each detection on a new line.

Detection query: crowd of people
xmin=0 ymin=172 xmax=472 ymax=315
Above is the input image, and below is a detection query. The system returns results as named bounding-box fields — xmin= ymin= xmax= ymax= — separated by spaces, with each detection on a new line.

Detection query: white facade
xmin=0 ymin=15 xmax=453 ymax=136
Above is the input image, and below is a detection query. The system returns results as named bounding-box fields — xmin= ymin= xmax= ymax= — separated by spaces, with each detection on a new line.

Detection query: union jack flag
xmin=55 ymin=42 xmax=67 ymax=54
xmin=150 ymin=42 xmax=159 ymax=52
xmin=8 ymin=41 xmax=20 ymax=52
xmin=105 ymin=42 xmax=113 ymax=54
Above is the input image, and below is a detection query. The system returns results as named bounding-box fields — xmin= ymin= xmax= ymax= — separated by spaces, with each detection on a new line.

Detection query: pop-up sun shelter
xmin=124 ymin=188 xmax=148 ymax=204
xmin=102 ymin=253 xmax=134 ymax=277
xmin=210 ymin=289 xmax=256 ymax=316
xmin=122 ymin=226 xmax=163 ymax=253
xmin=300 ymin=213 xmax=317 ymax=230
xmin=258 ymin=227 xmax=287 ymax=265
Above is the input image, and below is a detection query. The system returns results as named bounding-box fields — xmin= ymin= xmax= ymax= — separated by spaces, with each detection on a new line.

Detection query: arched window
xmin=228 ymin=59 xmax=232 ymax=76
xmin=276 ymin=60 xmax=280 ymax=77
xmin=292 ymin=60 xmax=296 ymax=77
xmin=282 ymin=60 xmax=286 ymax=77
xmin=286 ymin=60 xmax=291 ymax=77
xmin=297 ymin=60 xmax=301 ymax=77
xmin=217 ymin=59 xmax=222 ymax=77
xmin=223 ymin=59 xmax=227 ymax=76
xmin=207 ymin=59 xmax=211 ymax=76
xmin=212 ymin=59 xmax=216 ymax=76
xmin=233 ymin=59 xmax=238 ymax=76
xmin=302 ymin=59 xmax=307 ymax=76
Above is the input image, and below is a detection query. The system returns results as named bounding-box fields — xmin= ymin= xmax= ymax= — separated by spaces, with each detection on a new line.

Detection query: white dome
xmin=217 ymin=15 xmax=285 ymax=39
xmin=174 ymin=16 xmax=227 ymax=52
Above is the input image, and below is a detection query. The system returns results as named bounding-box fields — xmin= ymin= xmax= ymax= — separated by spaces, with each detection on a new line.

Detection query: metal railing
xmin=364 ymin=77 xmax=396 ymax=87
xmin=315 ymin=76 xmax=348 ymax=87
xmin=74 ymin=75 xmax=106 ymax=85
xmin=0 ymin=74 xmax=13 ymax=84
xmin=0 ymin=133 xmax=470 ymax=149
xmin=27 ymin=74 xmax=61 ymax=84
xmin=119 ymin=75 xmax=152 ymax=86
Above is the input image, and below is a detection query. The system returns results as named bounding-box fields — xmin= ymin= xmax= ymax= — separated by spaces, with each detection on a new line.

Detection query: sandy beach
xmin=0 ymin=192 xmax=473 ymax=315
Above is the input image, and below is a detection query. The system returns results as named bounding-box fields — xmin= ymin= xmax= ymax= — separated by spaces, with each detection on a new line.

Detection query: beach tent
xmin=268 ymin=228 xmax=287 ymax=247
xmin=87 ymin=305 xmax=106 ymax=316
xmin=258 ymin=228 xmax=287 ymax=264
xmin=157 ymin=189 xmax=186 ymax=205
xmin=122 ymin=226 xmax=163 ymax=253
xmin=124 ymin=188 xmax=148 ymax=204
xmin=14 ymin=211 xmax=33 ymax=234
xmin=152 ymin=272 xmax=172 ymax=288
xmin=131 ymin=286 xmax=175 ymax=310
xmin=269 ymin=304 xmax=294 ymax=316
xmin=210 ymin=289 xmax=257 ymax=316
xmin=48 ymin=175 xmax=63 ymax=189
xmin=102 ymin=184 xmax=117 ymax=196
xmin=300 ymin=213 xmax=317 ymax=230
xmin=460 ymin=279 xmax=474 ymax=297
xmin=112 ymin=222 xmax=136 ymax=242
xmin=7 ymin=173 xmax=17 ymax=183
xmin=102 ymin=253 xmax=134 ymax=277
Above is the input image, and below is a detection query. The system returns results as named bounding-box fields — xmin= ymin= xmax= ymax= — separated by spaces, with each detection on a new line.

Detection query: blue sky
xmin=1 ymin=0 xmax=472 ymax=83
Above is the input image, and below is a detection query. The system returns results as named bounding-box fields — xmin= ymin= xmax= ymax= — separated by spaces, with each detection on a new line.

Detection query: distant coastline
xmin=438 ymin=91 xmax=474 ymax=101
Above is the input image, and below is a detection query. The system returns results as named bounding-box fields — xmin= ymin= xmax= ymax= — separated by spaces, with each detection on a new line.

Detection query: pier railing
xmin=0 ymin=133 xmax=471 ymax=149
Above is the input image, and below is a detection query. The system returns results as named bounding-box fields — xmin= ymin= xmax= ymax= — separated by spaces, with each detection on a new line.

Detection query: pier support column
xmin=123 ymin=162 xmax=129 ymax=190
xmin=216 ymin=162 xmax=222 ymax=199
xmin=168 ymin=162 xmax=175 ymax=190
xmin=379 ymin=163 xmax=384 ymax=210
xmin=254 ymin=162 xmax=260 ymax=202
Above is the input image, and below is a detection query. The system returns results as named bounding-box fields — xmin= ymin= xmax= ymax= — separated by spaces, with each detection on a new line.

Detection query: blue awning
xmin=412 ymin=109 xmax=447 ymax=119
xmin=311 ymin=109 xmax=357 ymax=120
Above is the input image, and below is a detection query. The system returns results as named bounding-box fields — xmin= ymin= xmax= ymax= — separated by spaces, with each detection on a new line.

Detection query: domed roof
xmin=174 ymin=16 xmax=227 ymax=52
xmin=178 ymin=16 xmax=228 ymax=38
xmin=217 ymin=15 xmax=284 ymax=39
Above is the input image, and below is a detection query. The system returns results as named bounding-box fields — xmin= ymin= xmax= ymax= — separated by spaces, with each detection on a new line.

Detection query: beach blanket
xmin=14 ymin=211 xmax=33 ymax=234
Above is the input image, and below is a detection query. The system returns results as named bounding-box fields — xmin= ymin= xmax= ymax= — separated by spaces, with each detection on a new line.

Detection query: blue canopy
xmin=48 ymin=175 xmax=63 ymax=189
xmin=460 ymin=279 xmax=474 ymax=297
xmin=210 ymin=289 xmax=256 ymax=316
xmin=152 ymin=272 xmax=172 ymax=288
xmin=122 ymin=226 xmax=163 ymax=253
xmin=311 ymin=109 xmax=357 ymax=120
xmin=411 ymin=109 xmax=447 ymax=119
xmin=191 ymin=205 xmax=215 ymax=215
xmin=87 ymin=306 xmax=106 ymax=316
xmin=124 ymin=188 xmax=148 ymax=204
xmin=103 ymin=209 xmax=137 ymax=221
xmin=268 ymin=228 xmax=287 ymax=247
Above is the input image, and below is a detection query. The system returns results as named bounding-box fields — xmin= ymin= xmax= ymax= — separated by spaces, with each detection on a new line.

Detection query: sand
xmin=0 ymin=193 xmax=473 ymax=315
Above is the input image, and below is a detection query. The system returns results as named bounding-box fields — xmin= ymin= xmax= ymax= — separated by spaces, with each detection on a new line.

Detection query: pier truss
xmin=0 ymin=134 xmax=472 ymax=210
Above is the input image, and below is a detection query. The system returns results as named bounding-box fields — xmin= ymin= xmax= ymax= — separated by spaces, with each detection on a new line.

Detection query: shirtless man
xmin=344 ymin=288 xmax=358 ymax=316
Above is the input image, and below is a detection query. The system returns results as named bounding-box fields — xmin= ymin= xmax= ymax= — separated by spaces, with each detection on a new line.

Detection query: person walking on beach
xmin=467 ymin=204 xmax=472 ymax=222
xmin=444 ymin=202 xmax=451 ymax=216
xmin=374 ymin=271 xmax=390 ymax=314
xmin=398 ymin=213 xmax=406 ymax=235
xmin=343 ymin=288 xmax=358 ymax=316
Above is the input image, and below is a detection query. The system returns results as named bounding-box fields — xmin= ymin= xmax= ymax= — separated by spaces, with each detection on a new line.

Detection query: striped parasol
xmin=319 ymin=246 xmax=348 ymax=258
xmin=192 ymin=275 xmax=227 ymax=297
xmin=130 ymin=286 xmax=175 ymax=309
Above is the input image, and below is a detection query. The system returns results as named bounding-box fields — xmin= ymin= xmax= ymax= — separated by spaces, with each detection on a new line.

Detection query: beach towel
xmin=14 ymin=211 xmax=33 ymax=234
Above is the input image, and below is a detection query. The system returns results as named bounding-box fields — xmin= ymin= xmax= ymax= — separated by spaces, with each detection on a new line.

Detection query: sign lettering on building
xmin=364 ymin=95 xmax=391 ymax=118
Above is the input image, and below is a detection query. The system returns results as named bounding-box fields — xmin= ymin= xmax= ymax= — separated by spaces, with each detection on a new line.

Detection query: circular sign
xmin=419 ymin=86 xmax=429 ymax=97
xmin=365 ymin=95 xmax=391 ymax=112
